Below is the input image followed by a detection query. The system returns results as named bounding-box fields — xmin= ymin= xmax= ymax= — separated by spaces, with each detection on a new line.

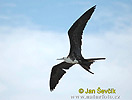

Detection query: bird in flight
xmin=49 ymin=5 xmax=105 ymax=91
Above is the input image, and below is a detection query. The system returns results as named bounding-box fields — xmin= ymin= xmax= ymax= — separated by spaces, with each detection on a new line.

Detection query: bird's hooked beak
xmin=57 ymin=58 xmax=64 ymax=60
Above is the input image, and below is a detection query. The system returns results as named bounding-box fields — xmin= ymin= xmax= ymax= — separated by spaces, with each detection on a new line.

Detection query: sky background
xmin=0 ymin=0 xmax=132 ymax=100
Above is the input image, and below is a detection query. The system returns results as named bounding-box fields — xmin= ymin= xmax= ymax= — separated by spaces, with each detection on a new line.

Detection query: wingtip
xmin=50 ymin=87 xmax=55 ymax=92
xmin=50 ymin=89 xmax=53 ymax=92
xmin=93 ymin=5 xmax=96 ymax=9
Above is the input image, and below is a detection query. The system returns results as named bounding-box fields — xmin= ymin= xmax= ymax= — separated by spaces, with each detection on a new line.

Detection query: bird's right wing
xmin=50 ymin=62 xmax=73 ymax=91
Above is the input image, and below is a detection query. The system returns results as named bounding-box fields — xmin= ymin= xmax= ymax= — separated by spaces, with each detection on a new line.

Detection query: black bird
xmin=49 ymin=5 xmax=105 ymax=91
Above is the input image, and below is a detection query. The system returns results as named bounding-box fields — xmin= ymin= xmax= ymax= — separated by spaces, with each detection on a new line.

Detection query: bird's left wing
xmin=68 ymin=6 xmax=96 ymax=58
xmin=50 ymin=62 xmax=73 ymax=91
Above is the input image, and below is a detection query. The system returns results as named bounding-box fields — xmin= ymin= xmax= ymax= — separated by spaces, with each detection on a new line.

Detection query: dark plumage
xmin=49 ymin=5 xmax=106 ymax=91
xmin=50 ymin=62 xmax=73 ymax=91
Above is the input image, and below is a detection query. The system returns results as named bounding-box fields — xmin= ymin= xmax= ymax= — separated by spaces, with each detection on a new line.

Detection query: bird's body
xmin=49 ymin=5 xmax=106 ymax=91
xmin=61 ymin=57 xmax=78 ymax=64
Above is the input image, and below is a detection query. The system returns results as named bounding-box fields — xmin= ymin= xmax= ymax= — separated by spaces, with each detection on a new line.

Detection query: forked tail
xmin=79 ymin=58 xmax=106 ymax=74
xmin=86 ymin=58 xmax=106 ymax=62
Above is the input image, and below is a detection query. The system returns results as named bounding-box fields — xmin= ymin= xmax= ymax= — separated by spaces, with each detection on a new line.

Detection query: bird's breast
xmin=65 ymin=57 xmax=78 ymax=64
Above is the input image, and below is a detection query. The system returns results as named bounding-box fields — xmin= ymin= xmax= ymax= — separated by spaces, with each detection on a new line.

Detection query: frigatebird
xmin=49 ymin=5 xmax=105 ymax=91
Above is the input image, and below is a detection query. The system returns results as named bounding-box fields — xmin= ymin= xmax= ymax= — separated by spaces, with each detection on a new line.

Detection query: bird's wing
xmin=68 ymin=5 xmax=96 ymax=58
xmin=50 ymin=62 xmax=73 ymax=91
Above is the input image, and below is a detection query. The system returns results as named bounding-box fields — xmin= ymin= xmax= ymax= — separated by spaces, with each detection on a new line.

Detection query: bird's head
xmin=57 ymin=57 xmax=67 ymax=60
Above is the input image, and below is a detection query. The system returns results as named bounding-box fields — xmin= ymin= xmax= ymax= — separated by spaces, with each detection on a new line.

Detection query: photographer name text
xmin=79 ymin=87 xmax=116 ymax=94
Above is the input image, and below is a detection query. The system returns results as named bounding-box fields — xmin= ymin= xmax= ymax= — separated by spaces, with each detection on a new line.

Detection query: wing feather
xmin=50 ymin=62 xmax=73 ymax=91
xmin=68 ymin=5 xmax=96 ymax=59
